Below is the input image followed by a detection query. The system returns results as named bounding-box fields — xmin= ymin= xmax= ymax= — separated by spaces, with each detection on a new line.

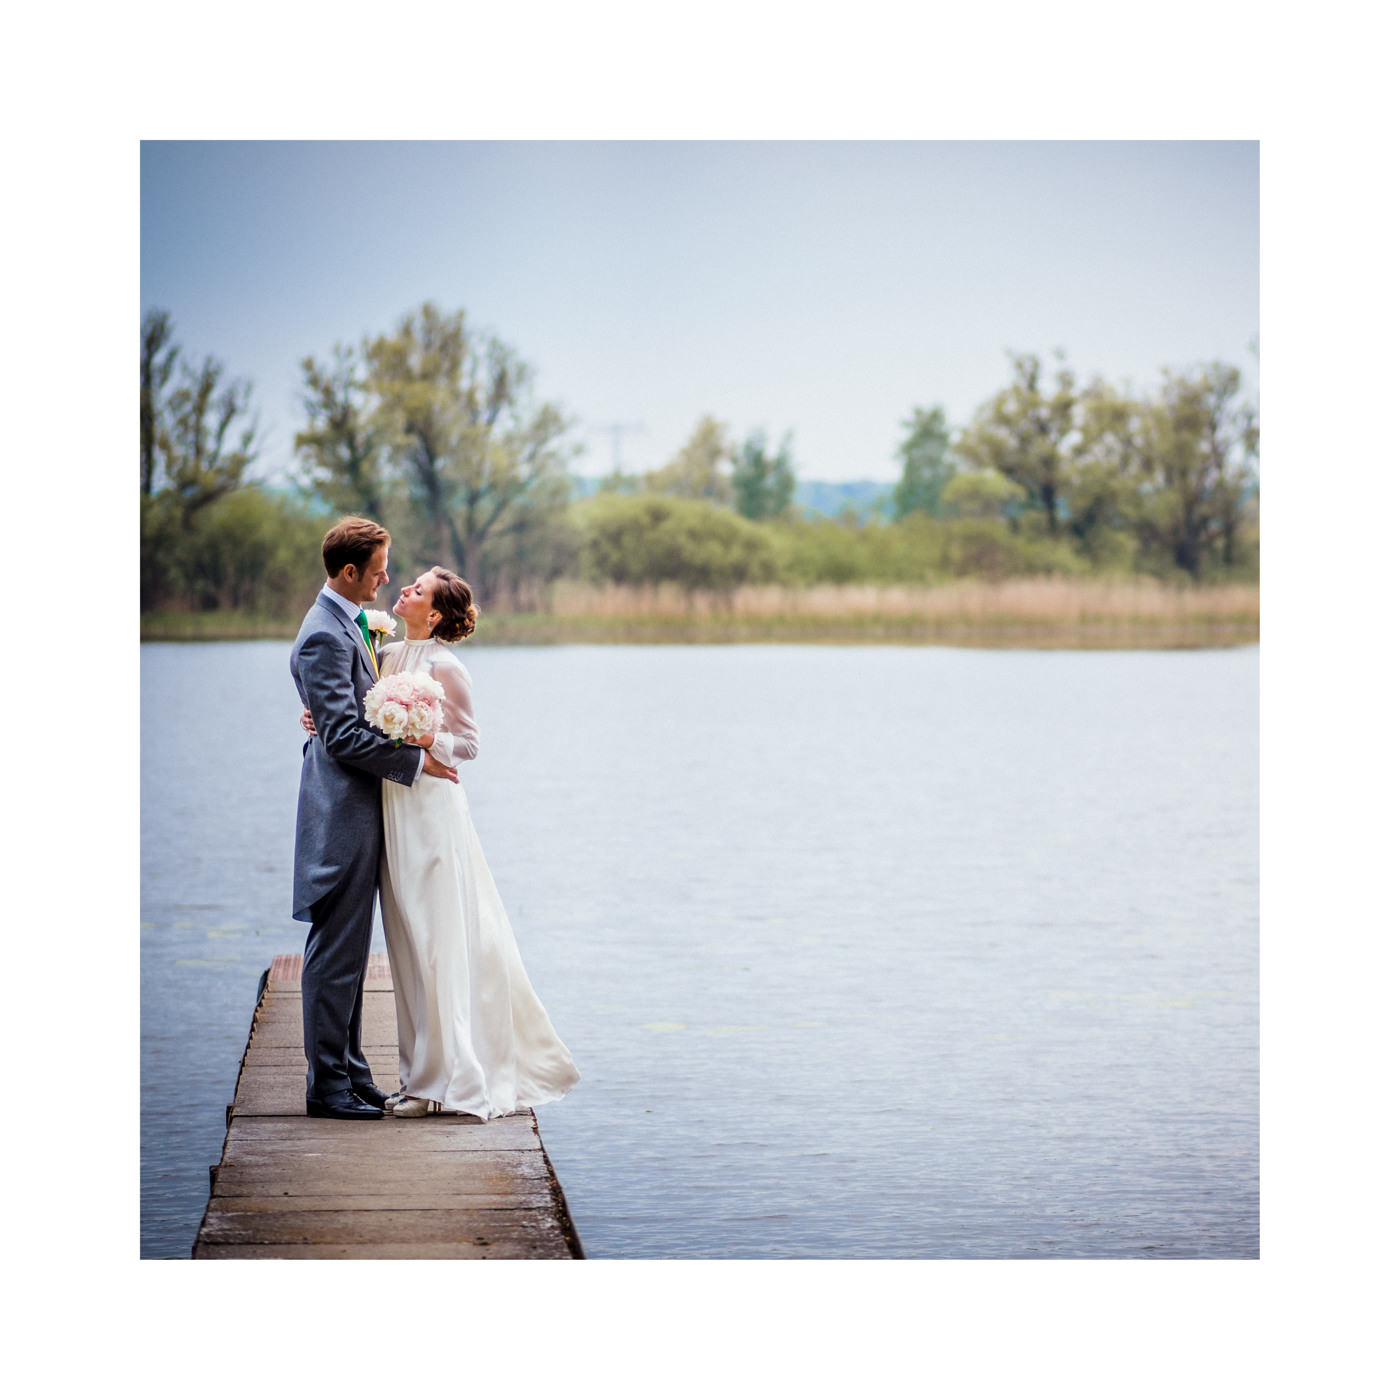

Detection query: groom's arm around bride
xmin=295 ymin=625 xmax=453 ymax=781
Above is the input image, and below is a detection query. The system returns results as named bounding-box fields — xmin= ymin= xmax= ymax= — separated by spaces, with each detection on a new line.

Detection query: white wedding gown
xmin=377 ymin=637 xmax=580 ymax=1117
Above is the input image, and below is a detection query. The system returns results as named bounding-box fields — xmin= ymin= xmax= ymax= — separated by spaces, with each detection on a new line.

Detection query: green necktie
xmin=354 ymin=610 xmax=380 ymax=676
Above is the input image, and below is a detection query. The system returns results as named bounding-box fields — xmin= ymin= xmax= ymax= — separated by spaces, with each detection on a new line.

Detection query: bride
xmin=374 ymin=565 xmax=579 ymax=1119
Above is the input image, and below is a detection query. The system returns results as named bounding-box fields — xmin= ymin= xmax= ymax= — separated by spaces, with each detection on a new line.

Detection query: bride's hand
xmin=422 ymin=752 xmax=458 ymax=783
xmin=300 ymin=708 xmax=316 ymax=736
xmin=410 ymin=733 xmax=436 ymax=748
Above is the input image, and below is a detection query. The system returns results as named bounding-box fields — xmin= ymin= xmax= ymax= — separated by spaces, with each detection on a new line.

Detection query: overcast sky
xmin=141 ymin=140 xmax=1257 ymax=485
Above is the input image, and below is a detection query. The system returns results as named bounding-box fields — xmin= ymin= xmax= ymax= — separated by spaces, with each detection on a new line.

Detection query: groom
xmin=290 ymin=516 xmax=458 ymax=1120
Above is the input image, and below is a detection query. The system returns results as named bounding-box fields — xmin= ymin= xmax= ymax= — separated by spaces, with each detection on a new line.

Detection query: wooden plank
xmin=254 ymin=990 xmax=395 ymax=1015
xmin=211 ymin=1168 xmax=557 ymax=1210
xmin=198 ymin=1206 xmax=568 ymax=1247
xmin=268 ymin=951 xmax=392 ymax=993
xmin=240 ymin=1048 xmax=312 ymax=1066
xmin=232 ymin=1065 xmax=402 ymax=1117
xmin=251 ymin=1002 xmax=397 ymax=1030
xmin=201 ymin=1193 xmax=552 ymax=1213
xmin=212 ymin=1149 xmax=552 ymax=1195
xmin=194 ymin=959 xmax=584 ymax=1260
xmin=236 ymin=1013 xmax=398 ymax=1048
xmin=226 ymin=1115 xmax=542 ymax=1152
xmin=194 ymin=1240 xmax=565 ymax=1260
xmin=213 ymin=1141 xmax=544 ymax=1169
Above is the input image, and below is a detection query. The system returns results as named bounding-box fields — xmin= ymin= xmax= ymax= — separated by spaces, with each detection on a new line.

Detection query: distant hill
xmin=792 ymin=480 xmax=893 ymax=522
xmin=569 ymin=476 xmax=894 ymax=522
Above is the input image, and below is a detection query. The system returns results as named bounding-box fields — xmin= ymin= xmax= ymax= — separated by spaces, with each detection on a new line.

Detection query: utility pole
xmin=589 ymin=421 xmax=645 ymax=476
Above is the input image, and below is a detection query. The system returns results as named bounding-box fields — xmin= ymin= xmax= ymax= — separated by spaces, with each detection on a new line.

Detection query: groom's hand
xmin=422 ymin=753 xmax=459 ymax=783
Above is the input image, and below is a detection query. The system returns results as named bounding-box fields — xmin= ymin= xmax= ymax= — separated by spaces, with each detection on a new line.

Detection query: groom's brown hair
xmin=323 ymin=517 xmax=390 ymax=578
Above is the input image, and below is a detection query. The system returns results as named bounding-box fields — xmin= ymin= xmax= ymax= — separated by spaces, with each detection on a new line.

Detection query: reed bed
xmin=477 ymin=577 xmax=1258 ymax=648
xmin=142 ymin=578 xmax=1258 ymax=647
xmin=535 ymin=577 xmax=1258 ymax=624
xmin=140 ymin=610 xmax=307 ymax=641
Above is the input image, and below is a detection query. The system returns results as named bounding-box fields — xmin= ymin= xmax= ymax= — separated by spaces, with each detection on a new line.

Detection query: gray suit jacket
xmin=290 ymin=594 xmax=420 ymax=921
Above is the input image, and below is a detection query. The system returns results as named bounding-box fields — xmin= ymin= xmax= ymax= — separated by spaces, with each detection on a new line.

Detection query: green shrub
xmin=578 ymin=494 xmax=780 ymax=591
xmin=142 ymin=486 xmax=331 ymax=615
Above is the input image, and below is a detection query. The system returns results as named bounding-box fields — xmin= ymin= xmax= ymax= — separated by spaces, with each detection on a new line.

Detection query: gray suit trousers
xmin=302 ymin=832 xmax=381 ymax=1097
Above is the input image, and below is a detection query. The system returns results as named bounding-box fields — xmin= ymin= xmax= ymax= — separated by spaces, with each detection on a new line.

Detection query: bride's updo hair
xmin=428 ymin=566 xmax=479 ymax=643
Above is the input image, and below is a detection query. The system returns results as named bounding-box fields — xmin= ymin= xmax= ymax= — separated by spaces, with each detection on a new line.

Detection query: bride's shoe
xmin=392 ymin=1096 xmax=437 ymax=1117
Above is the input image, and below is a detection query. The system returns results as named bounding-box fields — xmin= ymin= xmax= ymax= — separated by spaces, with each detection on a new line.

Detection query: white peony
xmin=377 ymin=701 xmax=408 ymax=737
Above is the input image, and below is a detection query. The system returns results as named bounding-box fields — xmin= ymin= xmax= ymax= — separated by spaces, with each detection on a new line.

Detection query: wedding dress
xmin=377 ymin=637 xmax=580 ymax=1117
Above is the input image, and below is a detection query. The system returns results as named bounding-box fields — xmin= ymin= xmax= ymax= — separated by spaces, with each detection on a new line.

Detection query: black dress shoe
xmin=350 ymin=1082 xmax=391 ymax=1109
xmin=307 ymin=1088 xmax=383 ymax=1120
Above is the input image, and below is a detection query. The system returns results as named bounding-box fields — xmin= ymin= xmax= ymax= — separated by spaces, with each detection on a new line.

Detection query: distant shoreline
xmin=142 ymin=578 xmax=1259 ymax=650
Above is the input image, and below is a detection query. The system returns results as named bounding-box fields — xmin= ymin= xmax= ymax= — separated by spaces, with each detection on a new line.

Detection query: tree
xmin=365 ymin=303 xmax=576 ymax=592
xmin=891 ymin=404 xmax=954 ymax=519
xmin=732 ymin=429 xmax=796 ymax=520
xmin=958 ymin=351 xmax=1077 ymax=534
xmin=642 ymin=414 xmax=734 ymax=504
xmin=1136 ymin=362 xmax=1258 ymax=578
xmin=179 ymin=488 xmax=329 ymax=612
xmin=162 ymin=352 xmax=260 ymax=527
xmin=140 ymin=309 xmax=261 ymax=609
xmin=1065 ymin=377 xmax=1142 ymax=555
xmin=940 ymin=470 xmax=1022 ymax=520
xmin=295 ymin=343 xmax=390 ymax=520
xmin=475 ymin=468 xmax=581 ymax=599
xmin=1199 ymin=362 xmax=1259 ymax=569
xmin=141 ymin=309 xmax=178 ymax=497
xmin=140 ymin=306 xmax=258 ymax=519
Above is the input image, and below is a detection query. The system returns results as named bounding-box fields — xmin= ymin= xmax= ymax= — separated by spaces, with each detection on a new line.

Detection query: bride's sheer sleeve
xmin=429 ymin=655 xmax=480 ymax=765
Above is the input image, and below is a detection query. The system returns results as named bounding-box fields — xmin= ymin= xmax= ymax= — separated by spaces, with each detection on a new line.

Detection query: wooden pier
xmin=193 ymin=954 xmax=584 ymax=1259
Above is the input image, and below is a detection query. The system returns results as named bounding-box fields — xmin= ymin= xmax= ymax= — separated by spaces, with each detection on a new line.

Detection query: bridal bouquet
xmin=364 ymin=671 xmax=445 ymax=742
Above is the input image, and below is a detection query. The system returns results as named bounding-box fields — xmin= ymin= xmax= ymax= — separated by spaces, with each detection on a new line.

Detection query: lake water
xmin=141 ymin=641 xmax=1258 ymax=1259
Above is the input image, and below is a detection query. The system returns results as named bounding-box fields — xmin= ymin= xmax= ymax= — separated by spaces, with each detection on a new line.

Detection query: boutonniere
xmin=364 ymin=610 xmax=397 ymax=645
